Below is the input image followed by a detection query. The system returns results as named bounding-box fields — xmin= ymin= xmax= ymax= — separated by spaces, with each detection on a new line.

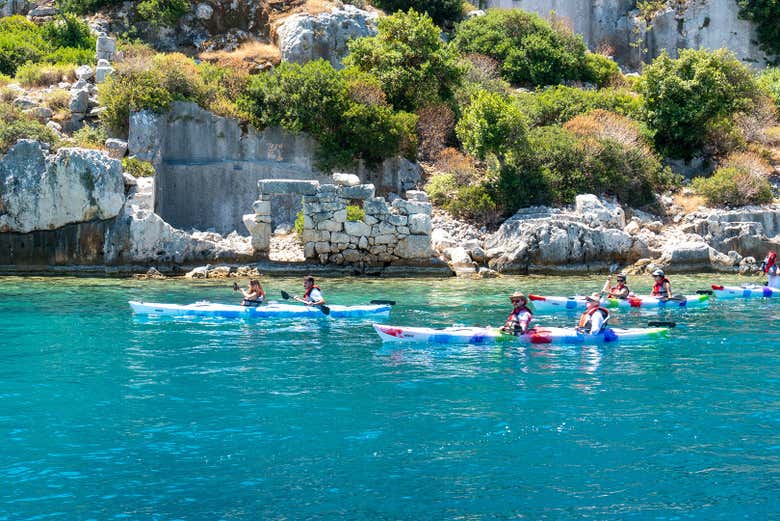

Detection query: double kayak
xmin=710 ymin=284 xmax=780 ymax=299
xmin=129 ymin=300 xmax=391 ymax=318
xmin=528 ymin=293 xmax=710 ymax=312
xmin=373 ymin=324 xmax=670 ymax=345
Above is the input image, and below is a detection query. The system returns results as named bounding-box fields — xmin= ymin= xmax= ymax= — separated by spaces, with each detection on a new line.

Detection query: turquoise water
xmin=1 ymin=274 xmax=779 ymax=520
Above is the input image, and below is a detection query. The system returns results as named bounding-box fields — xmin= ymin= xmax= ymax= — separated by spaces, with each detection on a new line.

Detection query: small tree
xmin=639 ymin=48 xmax=760 ymax=159
xmin=344 ymin=9 xmax=464 ymax=112
xmin=370 ymin=0 xmax=463 ymax=27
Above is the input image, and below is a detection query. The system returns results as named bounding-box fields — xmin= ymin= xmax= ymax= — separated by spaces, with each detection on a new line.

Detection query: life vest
xmin=609 ymin=283 xmax=630 ymax=298
xmin=505 ymin=306 xmax=533 ymax=334
xmin=578 ymin=306 xmax=609 ymax=333
xmin=652 ymin=278 xmax=671 ymax=297
xmin=303 ymin=285 xmax=322 ymax=303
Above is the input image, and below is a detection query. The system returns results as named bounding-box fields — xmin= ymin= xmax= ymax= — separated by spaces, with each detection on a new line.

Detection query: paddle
xmin=660 ymin=294 xmax=687 ymax=303
xmin=370 ymin=300 xmax=396 ymax=306
xmin=281 ymin=290 xmax=330 ymax=315
xmin=232 ymin=282 xmax=239 ymax=291
xmin=648 ymin=321 xmax=676 ymax=328
xmin=696 ymin=290 xmax=713 ymax=295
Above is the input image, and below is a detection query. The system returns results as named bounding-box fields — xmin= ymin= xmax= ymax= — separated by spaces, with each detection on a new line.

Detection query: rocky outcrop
xmin=0 ymin=0 xmax=32 ymax=17
xmin=0 ymin=141 xmax=124 ymax=233
xmin=274 ymin=4 xmax=379 ymax=68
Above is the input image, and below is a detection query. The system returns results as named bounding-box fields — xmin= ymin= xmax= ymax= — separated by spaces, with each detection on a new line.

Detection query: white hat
xmin=652 ymin=269 xmax=665 ymax=277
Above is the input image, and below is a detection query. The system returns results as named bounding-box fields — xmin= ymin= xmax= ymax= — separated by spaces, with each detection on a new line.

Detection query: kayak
xmin=373 ymin=324 xmax=669 ymax=345
xmin=710 ymin=284 xmax=780 ymax=299
xmin=129 ymin=300 xmax=391 ymax=318
xmin=527 ymin=293 xmax=710 ymax=312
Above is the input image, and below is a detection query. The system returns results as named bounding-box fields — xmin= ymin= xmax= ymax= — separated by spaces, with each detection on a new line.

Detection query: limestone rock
xmin=105 ymin=138 xmax=128 ymax=159
xmin=275 ymin=5 xmax=378 ymax=68
xmin=0 ymin=141 xmax=124 ymax=233
xmin=75 ymin=65 xmax=94 ymax=81
xmin=332 ymin=173 xmax=360 ymax=186
xmin=396 ymin=235 xmax=433 ymax=259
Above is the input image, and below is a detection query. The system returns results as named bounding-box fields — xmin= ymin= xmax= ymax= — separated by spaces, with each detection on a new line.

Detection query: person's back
xmin=578 ymin=294 xmax=609 ymax=335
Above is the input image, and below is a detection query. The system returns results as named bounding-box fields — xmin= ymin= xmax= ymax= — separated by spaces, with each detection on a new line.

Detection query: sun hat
xmin=510 ymin=291 xmax=527 ymax=302
xmin=585 ymin=292 xmax=601 ymax=302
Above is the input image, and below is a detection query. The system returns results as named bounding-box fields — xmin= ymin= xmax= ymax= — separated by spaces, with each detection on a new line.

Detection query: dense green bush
xmin=582 ymin=52 xmax=622 ymax=87
xmin=0 ymin=102 xmax=59 ymax=155
xmin=72 ymin=125 xmax=107 ymax=149
xmin=455 ymin=89 xmax=528 ymax=166
xmin=737 ymin=1 xmax=780 ymax=61
xmin=758 ymin=67 xmax=780 ymax=110
xmin=294 ymin=210 xmax=304 ymax=239
xmin=136 ymin=0 xmax=190 ymax=26
xmin=692 ymin=166 xmax=773 ymax=207
xmin=15 ymin=62 xmax=76 ymax=87
xmin=346 ymin=205 xmax=365 ymax=222
xmin=639 ymin=49 xmax=761 ymax=159
xmin=0 ymin=16 xmax=94 ymax=76
xmin=453 ymin=9 xmax=595 ymax=87
xmin=240 ymin=60 xmax=417 ymax=169
xmin=514 ymin=85 xmax=643 ymax=127
xmin=344 ymin=10 xmax=464 ymax=112
xmin=371 ymin=0 xmax=463 ymax=26
xmin=123 ymin=157 xmax=156 ymax=177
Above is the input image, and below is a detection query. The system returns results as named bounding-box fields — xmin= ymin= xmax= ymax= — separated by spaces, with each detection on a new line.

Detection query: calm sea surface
xmin=1 ymin=274 xmax=779 ymax=520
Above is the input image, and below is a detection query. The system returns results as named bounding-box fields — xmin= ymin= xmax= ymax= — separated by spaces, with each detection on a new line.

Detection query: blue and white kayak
xmin=527 ymin=293 xmax=710 ymax=313
xmin=129 ymin=300 xmax=391 ymax=318
xmin=373 ymin=324 xmax=669 ymax=345
xmin=710 ymin=284 xmax=780 ymax=299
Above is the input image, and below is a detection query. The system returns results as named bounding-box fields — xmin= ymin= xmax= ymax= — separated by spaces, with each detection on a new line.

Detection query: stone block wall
xmin=244 ymin=179 xmax=435 ymax=266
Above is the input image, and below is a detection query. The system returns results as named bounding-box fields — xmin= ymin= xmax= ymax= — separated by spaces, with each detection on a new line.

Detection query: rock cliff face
xmin=482 ymin=0 xmax=770 ymax=69
xmin=0 ymin=141 xmax=124 ymax=233
xmin=274 ymin=5 xmax=378 ymax=68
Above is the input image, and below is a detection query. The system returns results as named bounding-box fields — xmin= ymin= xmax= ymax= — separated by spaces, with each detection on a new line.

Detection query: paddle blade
xmin=648 ymin=321 xmax=676 ymax=328
xmin=696 ymin=290 xmax=713 ymax=295
xmin=281 ymin=290 xmax=291 ymax=300
xmin=370 ymin=300 xmax=396 ymax=306
xmin=320 ymin=305 xmax=330 ymax=315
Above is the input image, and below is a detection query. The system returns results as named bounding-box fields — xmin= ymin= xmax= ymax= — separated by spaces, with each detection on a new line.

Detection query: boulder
xmin=75 ymin=65 xmax=94 ymax=81
xmin=408 ymin=213 xmax=432 ymax=235
xmin=105 ymin=138 xmax=128 ymax=159
xmin=0 ymin=141 xmax=124 ymax=233
xmin=195 ymin=2 xmax=213 ymax=19
xmin=0 ymin=0 xmax=32 ymax=17
xmin=575 ymin=194 xmax=626 ymax=229
xmin=340 ymin=184 xmax=375 ymax=200
xmin=69 ymin=89 xmax=91 ymax=114
xmin=96 ymin=34 xmax=116 ymax=62
xmin=332 ymin=173 xmax=360 ymax=186
xmin=275 ymin=5 xmax=378 ymax=68
xmin=395 ymin=235 xmax=433 ymax=259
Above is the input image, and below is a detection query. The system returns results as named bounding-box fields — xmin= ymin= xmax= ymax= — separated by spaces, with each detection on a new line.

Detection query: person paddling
xmin=501 ymin=291 xmax=533 ymax=335
xmin=760 ymin=251 xmax=780 ymax=289
xmin=294 ymin=275 xmax=326 ymax=307
xmin=235 ymin=279 xmax=265 ymax=307
xmin=651 ymin=269 xmax=673 ymax=301
xmin=602 ymin=272 xmax=630 ymax=299
xmin=577 ymin=293 xmax=610 ymax=335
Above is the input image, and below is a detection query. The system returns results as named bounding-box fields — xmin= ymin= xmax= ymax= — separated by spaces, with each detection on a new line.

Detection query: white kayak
xmin=527 ymin=293 xmax=710 ymax=312
xmin=373 ymin=324 xmax=670 ymax=345
xmin=710 ymin=284 xmax=780 ymax=299
xmin=129 ymin=300 xmax=391 ymax=318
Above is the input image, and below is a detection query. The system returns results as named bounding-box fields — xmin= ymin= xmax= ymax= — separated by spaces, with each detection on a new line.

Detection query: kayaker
xmin=602 ymin=272 xmax=630 ymax=299
xmin=576 ymin=293 xmax=610 ymax=335
xmin=760 ymin=251 xmax=780 ymax=289
xmin=651 ymin=269 xmax=672 ymax=300
xmin=294 ymin=275 xmax=326 ymax=306
xmin=501 ymin=291 xmax=533 ymax=335
xmin=235 ymin=279 xmax=265 ymax=307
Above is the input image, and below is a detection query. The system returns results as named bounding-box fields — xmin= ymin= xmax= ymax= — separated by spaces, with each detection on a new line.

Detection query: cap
xmin=510 ymin=291 xmax=527 ymax=302
xmin=616 ymin=272 xmax=627 ymax=280
xmin=585 ymin=292 xmax=601 ymax=302
xmin=652 ymin=269 xmax=665 ymax=277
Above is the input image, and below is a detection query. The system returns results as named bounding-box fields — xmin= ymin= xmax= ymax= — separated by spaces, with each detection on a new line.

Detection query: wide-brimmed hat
xmin=510 ymin=291 xmax=527 ymax=302
xmin=585 ymin=292 xmax=601 ymax=302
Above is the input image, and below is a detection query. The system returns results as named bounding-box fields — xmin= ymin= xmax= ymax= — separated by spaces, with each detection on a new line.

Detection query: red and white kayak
xmin=527 ymin=293 xmax=710 ymax=313
xmin=373 ymin=324 xmax=670 ymax=345
xmin=129 ymin=300 xmax=391 ymax=318
xmin=710 ymin=284 xmax=780 ymax=299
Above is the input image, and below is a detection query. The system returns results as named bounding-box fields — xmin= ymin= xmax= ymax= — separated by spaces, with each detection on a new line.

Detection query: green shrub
xmin=371 ymin=0 xmax=464 ymax=26
xmin=758 ymin=67 xmax=780 ymax=110
xmin=0 ymin=73 xmax=11 ymax=86
xmin=15 ymin=62 xmax=76 ymax=87
xmin=446 ymin=183 xmax=500 ymax=222
xmin=72 ymin=125 xmax=107 ymax=149
xmin=58 ymin=0 xmax=120 ymax=14
xmin=240 ymin=60 xmax=417 ymax=169
xmin=425 ymin=172 xmax=457 ymax=206
xmin=737 ymin=1 xmax=780 ymax=61
xmin=514 ymin=85 xmax=643 ymax=127
xmin=44 ymin=46 xmax=95 ymax=66
xmin=294 ymin=210 xmax=304 ymax=239
xmin=692 ymin=166 xmax=773 ymax=207
xmin=346 ymin=204 xmax=365 ymax=222
xmin=455 ymin=89 xmax=528 ymax=166
xmin=582 ymin=52 xmax=622 ymax=88
xmin=639 ymin=48 xmax=761 ymax=159
xmin=0 ymin=102 xmax=59 ymax=155
xmin=44 ymin=89 xmax=71 ymax=112
xmin=41 ymin=14 xmax=95 ymax=49
xmin=123 ymin=157 xmax=156 ymax=177
xmin=453 ymin=9 xmax=589 ymax=87
xmin=136 ymin=0 xmax=190 ymax=26
xmin=344 ymin=9 xmax=464 ymax=112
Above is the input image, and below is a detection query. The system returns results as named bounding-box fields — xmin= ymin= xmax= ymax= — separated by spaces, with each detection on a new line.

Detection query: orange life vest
xmin=578 ymin=306 xmax=609 ymax=332
xmin=652 ymin=278 xmax=670 ymax=297
xmin=303 ymin=285 xmax=322 ymax=302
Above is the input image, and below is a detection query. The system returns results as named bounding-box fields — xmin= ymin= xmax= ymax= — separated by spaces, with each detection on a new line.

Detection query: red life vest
xmin=652 ymin=278 xmax=670 ymax=297
xmin=764 ymin=251 xmax=777 ymax=274
xmin=303 ymin=285 xmax=322 ymax=302
xmin=505 ymin=306 xmax=533 ymax=333
xmin=578 ymin=306 xmax=609 ymax=331
xmin=609 ymin=283 xmax=629 ymax=298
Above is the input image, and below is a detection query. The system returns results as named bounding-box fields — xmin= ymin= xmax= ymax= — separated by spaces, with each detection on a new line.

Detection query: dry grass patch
xmin=199 ymin=40 xmax=281 ymax=71
xmin=673 ymin=192 xmax=708 ymax=213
